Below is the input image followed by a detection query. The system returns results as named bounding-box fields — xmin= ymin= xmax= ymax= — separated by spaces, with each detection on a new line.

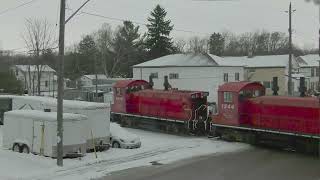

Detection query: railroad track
xmin=28 ymin=146 xmax=185 ymax=180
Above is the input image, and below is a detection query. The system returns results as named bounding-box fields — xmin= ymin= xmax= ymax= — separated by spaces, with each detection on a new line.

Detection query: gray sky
xmin=0 ymin=0 xmax=319 ymax=53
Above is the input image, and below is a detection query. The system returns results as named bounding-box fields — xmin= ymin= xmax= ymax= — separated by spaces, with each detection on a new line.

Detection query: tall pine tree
xmin=209 ymin=33 xmax=225 ymax=56
xmin=146 ymin=5 xmax=174 ymax=59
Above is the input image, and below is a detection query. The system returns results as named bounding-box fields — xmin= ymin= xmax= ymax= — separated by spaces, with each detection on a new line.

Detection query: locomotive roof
xmin=114 ymin=80 xmax=149 ymax=88
xmin=218 ymin=81 xmax=264 ymax=93
xmin=251 ymin=96 xmax=320 ymax=108
xmin=138 ymin=89 xmax=208 ymax=96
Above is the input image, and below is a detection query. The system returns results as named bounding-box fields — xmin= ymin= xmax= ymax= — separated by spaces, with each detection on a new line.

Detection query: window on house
xmin=169 ymin=73 xmax=179 ymax=79
xmin=248 ymin=69 xmax=255 ymax=73
xmin=223 ymin=92 xmax=233 ymax=103
xmin=235 ymin=73 xmax=240 ymax=81
xmin=150 ymin=73 xmax=158 ymax=79
xmin=45 ymin=81 xmax=48 ymax=87
xmin=311 ymin=68 xmax=315 ymax=77
xmin=316 ymin=68 xmax=320 ymax=77
xmin=263 ymin=81 xmax=271 ymax=89
xmin=311 ymin=82 xmax=315 ymax=90
xmin=223 ymin=73 xmax=228 ymax=82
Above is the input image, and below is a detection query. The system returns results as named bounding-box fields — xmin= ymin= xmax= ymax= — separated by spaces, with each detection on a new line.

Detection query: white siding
xmin=133 ymin=66 xmax=244 ymax=103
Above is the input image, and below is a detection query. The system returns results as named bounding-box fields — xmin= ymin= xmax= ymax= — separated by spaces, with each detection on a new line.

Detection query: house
xmin=78 ymin=74 xmax=129 ymax=92
xmin=296 ymin=54 xmax=320 ymax=92
xmin=133 ymin=53 xmax=245 ymax=103
xmin=215 ymin=55 xmax=300 ymax=96
xmin=12 ymin=65 xmax=70 ymax=96
xmin=78 ymin=74 xmax=108 ymax=87
xmin=12 ymin=65 xmax=56 ymax=94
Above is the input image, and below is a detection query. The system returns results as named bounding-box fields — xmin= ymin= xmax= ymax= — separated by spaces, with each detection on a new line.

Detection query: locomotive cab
xmin=213 ymin=82 xmax=265 ymax=126
xmin=111 ymin=80 xmax=151 ymax=114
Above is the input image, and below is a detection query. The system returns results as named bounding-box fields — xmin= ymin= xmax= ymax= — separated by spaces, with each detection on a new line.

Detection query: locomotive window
xmin=223 ymin=92 xmax=233 ymax=103
xmin=116 ymin=88 xmax=122 ymax=96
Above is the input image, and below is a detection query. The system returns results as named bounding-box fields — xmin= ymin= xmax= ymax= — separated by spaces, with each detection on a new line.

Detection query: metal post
xmin=288 ymin=2 xmax=293 ymax=96
xmin=57 ymin=0 xmax=66 ymax=167
xmin=318 ymin=29 xmax=320 ymax=92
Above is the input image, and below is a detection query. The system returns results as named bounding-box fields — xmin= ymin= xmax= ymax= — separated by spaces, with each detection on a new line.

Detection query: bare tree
xmin=174 ymin=38 xmax=187 ymax=53
xmin=22 ymin=18 xmax=55 ymax=95
xmin=186 ymin=36 xmax=208 ymax=54
xmin=95 ymin=23 xmax=115 ymax=77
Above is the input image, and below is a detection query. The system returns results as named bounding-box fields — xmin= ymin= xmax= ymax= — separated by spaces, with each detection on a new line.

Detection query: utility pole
xmin=318 ymin=6 xmax=320 ymax=92
xmin=288 ymin=2 xmax=293 ymax=96
xmin=57 ymin=0 xmax=91 ymax=166
xmin=287 ymin=2 xmax=295 ymax=96
xmin=57 ymin=0 xmax=66 ymax=167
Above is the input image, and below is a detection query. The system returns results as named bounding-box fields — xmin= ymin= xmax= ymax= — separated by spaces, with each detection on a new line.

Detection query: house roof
xmin=298 ymin=54 xmax=320 ymax=67
xmin=213 ymin=55 xmax=295 ymax=68
xmin=133 ymin=53 xmax=296 ymax=69
xmin=83 ymin=74 xmax=108 ymax=80
xmin=83 ymin=74 xmax=129 ymax=81
xmin=15 ymin=65 xmax=56 ymax=72
xmin=133 ymin=53 xmax=222 ymax=67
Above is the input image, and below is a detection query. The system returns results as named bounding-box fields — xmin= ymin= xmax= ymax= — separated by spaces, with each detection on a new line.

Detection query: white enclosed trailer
xmin=0 ymin=95 xmax=111 ymax=151
xmin=3 ymin=110 xmax=87 ymax=158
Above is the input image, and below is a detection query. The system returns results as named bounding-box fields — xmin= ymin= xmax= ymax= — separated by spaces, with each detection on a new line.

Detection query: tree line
xmin=0 ymin=4 xmax=317 ymax=94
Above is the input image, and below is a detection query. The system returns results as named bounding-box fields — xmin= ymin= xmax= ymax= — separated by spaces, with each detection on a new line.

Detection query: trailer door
xmin=32 ymin=121 xmax=45 ymax=155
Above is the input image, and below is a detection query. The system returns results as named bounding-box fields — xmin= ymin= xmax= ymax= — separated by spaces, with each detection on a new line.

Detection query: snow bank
xmin=0 ymin=126 xmax=249 ymax=180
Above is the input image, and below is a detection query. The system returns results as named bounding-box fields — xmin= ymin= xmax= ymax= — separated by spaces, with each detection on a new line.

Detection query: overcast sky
xmin=0 ymin=0 xmax=319 ymax=53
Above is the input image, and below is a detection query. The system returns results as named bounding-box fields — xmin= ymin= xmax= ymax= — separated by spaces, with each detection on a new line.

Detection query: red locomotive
xmin=111 ymin=78 xmax=320 ymax=155
xmin=111 ymin=79 xmax=209 ymax=134
xmin=212 ymin=81 xmax=320 ymax=154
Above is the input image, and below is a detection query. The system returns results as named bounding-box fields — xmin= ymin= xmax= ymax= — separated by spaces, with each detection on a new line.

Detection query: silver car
xmin=110 ymin=123 xmax=141 ymax=149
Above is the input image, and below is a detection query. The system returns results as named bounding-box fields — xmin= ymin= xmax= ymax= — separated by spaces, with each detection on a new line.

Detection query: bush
xmin=0 ymin=71 xmax=23 ymax=94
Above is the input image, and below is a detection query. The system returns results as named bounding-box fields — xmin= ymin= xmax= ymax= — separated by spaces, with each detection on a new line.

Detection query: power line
xmin=0 ymin=0 xmax=38 ymax=16
xmin=67 ymin=9 xmax=211 ymax=35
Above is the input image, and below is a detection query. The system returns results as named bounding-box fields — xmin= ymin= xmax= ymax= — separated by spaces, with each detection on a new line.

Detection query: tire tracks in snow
xmin=30 ymin=145 xmax=187 ymax=180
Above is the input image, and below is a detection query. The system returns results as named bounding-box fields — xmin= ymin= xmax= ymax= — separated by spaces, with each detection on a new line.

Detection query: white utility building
xmin=133 ymin=53 xmax=244 ymax=103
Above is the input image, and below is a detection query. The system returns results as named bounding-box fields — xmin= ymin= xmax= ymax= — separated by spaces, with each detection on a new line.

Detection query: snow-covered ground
xmin=0 ymin=126 xmax=250 ymax=180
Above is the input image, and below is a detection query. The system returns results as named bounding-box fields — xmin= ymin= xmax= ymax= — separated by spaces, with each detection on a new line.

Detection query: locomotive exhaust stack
xmin=149 ymin=75 xmax=154 ymax=89
xmin=164 ymin=75 xmax=172 ymax=91
xmin=299 ymin=77 xmax=306 ymax=97
xmin=272 ymin=77 xmax=279 ymax=96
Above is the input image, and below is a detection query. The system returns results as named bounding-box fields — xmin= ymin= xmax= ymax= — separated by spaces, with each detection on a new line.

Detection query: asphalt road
xmin=100 ymin=148 xmax=320 ymax=180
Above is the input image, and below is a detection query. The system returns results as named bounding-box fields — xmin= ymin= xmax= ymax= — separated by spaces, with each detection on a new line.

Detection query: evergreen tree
xmin=78 ymin=35 xmax=98 ymax=75
xmin=146 ymin=5 xmax=174 ymax=59
xmin=209 ymin=33 xmax=225 ymax=56
xmin=0 ymin=70 xmax=23 ymax=94
xmin=112 ymin=21 xmax=146 ymax=77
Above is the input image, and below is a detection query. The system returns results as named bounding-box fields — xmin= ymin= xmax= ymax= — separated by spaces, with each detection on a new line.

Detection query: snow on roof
xmin=133 ymin=54 xmax=220 ymax=67
xmin=298 ymin=54 xmax=320 ymax=67
xmin=12 ymin=95 xmax=110 ymax=110
xmin=5 ymin=110 xmax=87 ymax=122
xmin=289 ymin=73 xmax=310 ymax=80
xmin=212 ymin=54 xmax=293 ymax=68
xmin=15 ymin=65 xmax=56 ymax=72
xmin=83 ymin=74 xmax=108 ymax=80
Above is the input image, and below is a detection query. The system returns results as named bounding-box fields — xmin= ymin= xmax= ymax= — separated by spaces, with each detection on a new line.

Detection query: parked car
xmin=110 ymin=123 xmax=141 ymax=149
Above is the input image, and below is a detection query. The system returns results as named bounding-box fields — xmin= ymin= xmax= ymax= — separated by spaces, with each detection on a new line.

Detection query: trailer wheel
xmin=12 ymin=143 xmax=21 ymax=153
xmin=112 ymin=141 xmax=121 ymax=148
xmin=21 ymin=145 xmax=30 ymax=154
